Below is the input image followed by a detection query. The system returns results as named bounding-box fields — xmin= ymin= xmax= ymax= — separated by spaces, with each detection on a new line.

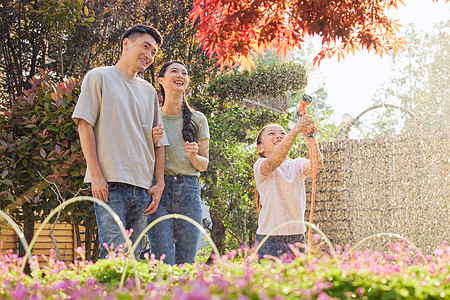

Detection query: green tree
xmin=0 ymin=0 xmax=94 ymax=105
xmin=367 ymin=20 xmax=449 ymax=137
xmin=0 ymin=0 xmax=214 ymax=103
xmin=255 ymin=46 xmax=339 ymax=142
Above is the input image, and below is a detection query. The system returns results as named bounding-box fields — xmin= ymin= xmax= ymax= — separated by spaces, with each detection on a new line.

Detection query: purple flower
xmin=9 ymin=282 xmax=27 ymax=300
xmin=126 ymin=277 xmax=136 ymax=289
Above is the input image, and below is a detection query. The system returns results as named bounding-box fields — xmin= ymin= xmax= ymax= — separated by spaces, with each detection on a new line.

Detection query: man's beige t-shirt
xmin=72 ymin=66 xmax=169 ymax=189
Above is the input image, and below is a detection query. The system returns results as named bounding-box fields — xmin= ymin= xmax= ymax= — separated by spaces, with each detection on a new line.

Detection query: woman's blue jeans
xmin=147 ymin=175 xmax=202 ymax=265
xmin=94 ymin=182 xmax=151 ymax=259
xmin=255 ymin=233 xmax=306 ymax=260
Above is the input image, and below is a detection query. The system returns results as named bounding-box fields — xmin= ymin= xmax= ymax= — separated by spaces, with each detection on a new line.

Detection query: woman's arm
xmin=186 ymin=138 xmax=209 ymax=172
xmin=152 ymin=124 xmax=164 ymax=144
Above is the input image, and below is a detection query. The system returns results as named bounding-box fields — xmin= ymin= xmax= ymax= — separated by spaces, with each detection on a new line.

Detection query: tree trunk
xmin=84 ymin=216 xmax=99 ymax=262
xmin=20 ymin=205 xmax=34 ymax=274
xmin=207 ymin=211 xmax=226 ymax=263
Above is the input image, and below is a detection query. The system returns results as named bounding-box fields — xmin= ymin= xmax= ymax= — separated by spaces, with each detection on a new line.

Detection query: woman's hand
xmin=152 ymin=124 xmax=164 ymax=144
xmin=185 ymin=141 xmax=199 ymax=159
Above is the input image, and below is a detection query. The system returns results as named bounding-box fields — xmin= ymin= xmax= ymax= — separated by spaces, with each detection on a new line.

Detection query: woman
xmin=148 ymin=61 xmax=210 ymax=265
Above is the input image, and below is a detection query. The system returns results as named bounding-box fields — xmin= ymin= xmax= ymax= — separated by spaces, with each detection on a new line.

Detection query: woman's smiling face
xmin=158 ymin=62 xmax=190 ymax=93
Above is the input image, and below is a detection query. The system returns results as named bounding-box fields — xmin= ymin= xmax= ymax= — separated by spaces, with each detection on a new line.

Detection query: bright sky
xmin=305 ymin=0 xmax=450 ymax=124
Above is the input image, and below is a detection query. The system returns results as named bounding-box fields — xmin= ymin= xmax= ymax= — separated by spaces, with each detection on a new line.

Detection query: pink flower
xmin=314 ymin=234 xmax=320 ymax=244
xmin=317 ymin=292 xmax=331 ymax=300
xmin=416 ymin=251 xmax=424 ymax=261
xmin=228 ymin=250 xmax=237 ymax=260
xmin=434 ymin=248 xmax=444 ymax=256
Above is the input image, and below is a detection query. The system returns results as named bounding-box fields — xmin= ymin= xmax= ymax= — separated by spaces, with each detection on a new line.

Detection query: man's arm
xmin=145 ymin=146 xmax=165 ymax=215
xmin=77 ymin=119 xmax=109 ymax=202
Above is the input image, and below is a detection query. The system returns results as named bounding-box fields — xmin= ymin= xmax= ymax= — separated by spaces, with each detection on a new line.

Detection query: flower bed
xmin=0 ymin=241 xmax=448 ymax=299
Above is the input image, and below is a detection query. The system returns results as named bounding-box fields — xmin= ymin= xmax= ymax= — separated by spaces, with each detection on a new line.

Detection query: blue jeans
xmin=94 ymin=182 xmax=151 ymax=259
xmin=147 ymin=175 xmax=202 ymax=265
xmin=255 ymin=233 xmax=306 ymax=259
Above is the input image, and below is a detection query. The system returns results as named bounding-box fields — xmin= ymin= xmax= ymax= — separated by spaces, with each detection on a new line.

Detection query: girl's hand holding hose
xmin=293 ymin=115 xmax=316 ymax=137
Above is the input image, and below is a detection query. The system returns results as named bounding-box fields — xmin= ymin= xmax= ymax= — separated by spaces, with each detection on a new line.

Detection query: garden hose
xmin=298 ymin=94 xmax=317 ymax=255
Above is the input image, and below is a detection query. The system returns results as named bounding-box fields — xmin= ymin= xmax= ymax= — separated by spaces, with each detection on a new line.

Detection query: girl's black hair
xmin=256 ymin=124 xmax=277 ymax=158
xmin=159 ymin=61 xmax=198 ymax=143
xmin=254 ymin=124 xmax=272 ymax=213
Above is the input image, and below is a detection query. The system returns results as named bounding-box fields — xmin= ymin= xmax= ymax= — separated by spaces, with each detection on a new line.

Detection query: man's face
xmin=122 ymin=33 xmax=158 ymax=73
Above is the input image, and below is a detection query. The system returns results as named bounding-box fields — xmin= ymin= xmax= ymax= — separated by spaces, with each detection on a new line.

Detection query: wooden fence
xmin=0 ymin=222 xmax=78 ymax=264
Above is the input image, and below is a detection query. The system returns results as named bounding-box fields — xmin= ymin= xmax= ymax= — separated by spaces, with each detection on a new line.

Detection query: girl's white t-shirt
xmin=254 ymin=157 xmax=309 ymax=235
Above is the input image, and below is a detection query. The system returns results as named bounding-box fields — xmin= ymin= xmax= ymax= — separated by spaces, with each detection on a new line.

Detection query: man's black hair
xmin=120 ymin=25 xmax=163 ymax=51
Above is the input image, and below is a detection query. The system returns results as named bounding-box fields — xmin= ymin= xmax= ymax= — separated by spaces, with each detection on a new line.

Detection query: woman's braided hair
xmin=159 ymin=61 xmax=198 ymax=142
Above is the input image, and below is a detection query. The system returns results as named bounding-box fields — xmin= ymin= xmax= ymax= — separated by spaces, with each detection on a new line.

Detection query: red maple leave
xmin=190 ymin=0 xmax=448 ymax=71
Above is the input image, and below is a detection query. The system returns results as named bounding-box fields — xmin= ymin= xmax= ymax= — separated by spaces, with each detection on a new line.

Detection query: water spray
xmin=298 ymin=94 xmax=317 ymax=255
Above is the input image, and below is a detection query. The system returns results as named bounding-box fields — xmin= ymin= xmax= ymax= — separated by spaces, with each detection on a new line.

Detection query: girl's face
xmin=158 ymin=63 xmax=190 ymax=93
xmin=257 ymin=125 xmax=287 ymax=158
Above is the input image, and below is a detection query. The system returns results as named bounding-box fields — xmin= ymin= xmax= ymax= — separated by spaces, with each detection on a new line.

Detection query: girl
xmin=147 ymin=61 xmax=210 ymax=265
xmin=254 ymin=116 xmax=323 ymax=259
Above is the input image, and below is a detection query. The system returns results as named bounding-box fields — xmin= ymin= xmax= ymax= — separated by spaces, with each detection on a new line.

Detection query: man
xmin=72 ymin=25 xmax=168 ymax=259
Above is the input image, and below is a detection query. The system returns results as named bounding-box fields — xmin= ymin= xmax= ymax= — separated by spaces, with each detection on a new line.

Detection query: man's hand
xmin=152 ymin=124 xmax=164 ymax=144
xmin=91 ymin=175 xmax=109 ymax=203
xmin=145 ymin=183 xmax=165 ymax=215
